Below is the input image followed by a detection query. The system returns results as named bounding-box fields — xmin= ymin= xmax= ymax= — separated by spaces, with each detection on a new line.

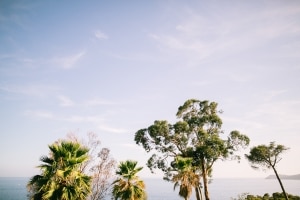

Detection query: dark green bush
xmin=232 ymin=192 xmax=300 ymax=200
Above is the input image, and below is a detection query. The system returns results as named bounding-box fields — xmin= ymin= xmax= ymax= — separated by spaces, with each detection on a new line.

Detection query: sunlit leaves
xmin=112 ymin=160 xmax=146 ymax=200
xmin=27 ymin=141 xmax=91 ymax=200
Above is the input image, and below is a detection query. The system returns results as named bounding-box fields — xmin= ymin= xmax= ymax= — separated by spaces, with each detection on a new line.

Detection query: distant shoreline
xmin=265 ymin=174 xmax=300 ymax=180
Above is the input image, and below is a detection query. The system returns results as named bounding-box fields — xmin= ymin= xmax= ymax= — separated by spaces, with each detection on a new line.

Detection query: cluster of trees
xmin=134 ymin=99 xmax=292 ymax=200
xmin=27 ymin=133 xmax=117 ymax=200
xmin=27 ymin=99 xmax=294 ymax=200
xmin=27 ymin=133 xmax=146 ymax=200
xmin=134 ymin=99 xmax=250 ymax=200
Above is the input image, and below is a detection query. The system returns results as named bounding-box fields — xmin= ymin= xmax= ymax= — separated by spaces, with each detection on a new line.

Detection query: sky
xmin=0 ymin=0 xmax=300 ymax=179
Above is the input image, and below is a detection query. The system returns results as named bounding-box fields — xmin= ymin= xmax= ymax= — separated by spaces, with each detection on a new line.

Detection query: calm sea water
xmin=0 ymin=177 xmax=28 ymax=200
xmin=0 ymin=177 xmax=299 ymax=200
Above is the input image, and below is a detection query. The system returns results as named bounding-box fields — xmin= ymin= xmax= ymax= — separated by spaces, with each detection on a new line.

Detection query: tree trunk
xmin=199 ymin=185 xmax=203 ymax=200
xmin=195 ymin=185 xmax=202 ymax=200
xmin=272 ymin=166 xmax=289 ymax=200
xmin=201 ymin=161 xmax=210 ymax=200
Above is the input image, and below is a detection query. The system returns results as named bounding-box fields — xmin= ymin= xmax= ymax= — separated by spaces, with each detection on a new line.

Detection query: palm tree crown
xmin=172 ymin=157 xmax=201 ymax=200
xmin=112 ymin=160 xmax=147 ymax=200
xmin=27 ymin=141 xmax=92 ymax=200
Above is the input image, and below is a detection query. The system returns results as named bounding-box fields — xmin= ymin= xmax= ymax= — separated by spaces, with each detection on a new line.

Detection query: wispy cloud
xmin=0 ymin=84 xmax=59 ymax=98
xmin=149 ymin=4 xmax=300 ymax=65
xmin=84 ymin=98 xmax=116 ymax=106
xmin=63 ymin=115 xmax=104 ymax=123
xmin=53 ymin=51 xmax=85 ymax=69
xmin=24 ymin=110 xmax=54 ymax=119
xmin=227 ymin=98 xmax=300 ymax=138
xmin=256 ymin=5 xmax=300 ymax=38
xmin=57 ymin=95 xmax=75 ymax=107
xmin=56 ymin=97 xmax=118 ymax=107
xmin=107 ymin=52 xmax=154 ymax=62
xmin=0 ymin=12 xmax=25 ymax=29
xmin=24 ymin=109 xmax=104 ymax=123
xmin=94 ymin=30 xmax=109 ymax=40
xmin=189 ymin=80 xmax=211 ymax=87
xmin=261 ymin=90 xmax=287 ymax=102
xmin=97 ymin=124 xmax=128 ymax=134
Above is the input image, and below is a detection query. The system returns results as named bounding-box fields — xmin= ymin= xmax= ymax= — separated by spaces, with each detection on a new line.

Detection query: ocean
xmin=0 ymin=177 xmax=299 ymax=200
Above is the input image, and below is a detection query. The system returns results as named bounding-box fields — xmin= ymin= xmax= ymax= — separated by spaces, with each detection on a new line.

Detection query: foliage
xmin=231 ymin=192 xmax=300 ymax=200
xmin=27 ymin=140 xmax=91 ymax=200
xmin=134 ymin=99 xmax=250 ymax=200
xmin=231 ymin=193 xmax=250 ymax=200
xmin=112 ymin=160 xmax=147 ymax=200
xmin=172 ymin=157 xmax=201 ymax=200
xmin=245 ymin=142 xmax=289 ymax=170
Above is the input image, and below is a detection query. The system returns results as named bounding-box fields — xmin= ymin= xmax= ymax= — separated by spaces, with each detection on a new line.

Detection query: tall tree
xmin=27 ymin=141 xmax=91 ymax=200
xmin=67 ymin=133 xmax=117 ymax=200
xmin=134 ymin=99 xmax=250 ymax=200
xmin=112 ymin=160 xmax=146 ymax=200
xmin=245 ymin=142 xmax=290 ymax=200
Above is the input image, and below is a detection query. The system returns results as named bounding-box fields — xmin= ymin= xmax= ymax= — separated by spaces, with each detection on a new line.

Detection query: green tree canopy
xmin=245 ymin=142 xmax=289 ymax=170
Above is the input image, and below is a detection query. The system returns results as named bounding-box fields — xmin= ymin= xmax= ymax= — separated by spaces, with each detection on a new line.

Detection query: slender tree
xmin=245 ymin=142 xmax=290 ymax=200
xmin=67 ymin=133 xmax=117 ymax=200
xmin=112 ymin=160 xmax=146 ymax=200
xmin=134 ymin=99 xmax=250 ymax=200
xmin=27 ymin=141 xmax=91 ymax=200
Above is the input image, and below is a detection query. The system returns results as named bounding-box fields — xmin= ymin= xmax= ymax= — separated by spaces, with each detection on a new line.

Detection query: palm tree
xmin=172 ymin=157 xmax=201 ymax=200
xmin=112 ymin=160 xmax=146 ymax=200
xmin=27 ymin=141 xmax=92 ymax=200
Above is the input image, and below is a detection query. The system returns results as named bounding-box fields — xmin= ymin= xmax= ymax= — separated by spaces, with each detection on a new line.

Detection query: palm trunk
xmin=199 ymin=185 xmax=203 ymax=200
xmin=195 ymin=185 xmax=202 ymax=200
xmin=195 ymin=186 xmax=201 ymax=200
xmin=201 ymin=160 xmax=209 ymax=200
xmin=272 ymin=166 xmax=289 ymax=200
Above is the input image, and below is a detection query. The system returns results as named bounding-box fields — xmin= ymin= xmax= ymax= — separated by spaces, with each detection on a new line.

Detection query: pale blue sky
xmin=0 ymin=1 xmax=300 ymax=178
